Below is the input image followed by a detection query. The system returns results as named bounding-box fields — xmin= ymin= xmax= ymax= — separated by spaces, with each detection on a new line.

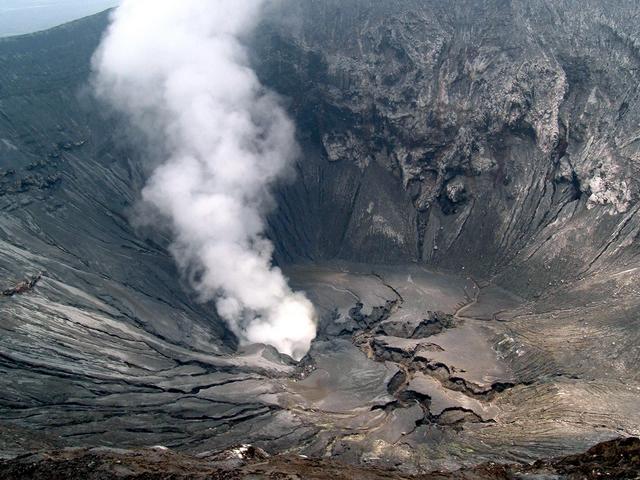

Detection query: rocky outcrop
xmin=0 ymin=437 xmax=638 ymax=479
xmin=1 ymin=273 xmax=41 ymax=297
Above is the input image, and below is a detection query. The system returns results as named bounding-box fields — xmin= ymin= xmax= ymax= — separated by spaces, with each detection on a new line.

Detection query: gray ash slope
xmin=0 ymin=0 xmax=639 ymax=474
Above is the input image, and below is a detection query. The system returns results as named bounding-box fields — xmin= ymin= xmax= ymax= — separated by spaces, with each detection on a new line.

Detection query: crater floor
xmin=2 ymin=262 xmax=638 ymax=472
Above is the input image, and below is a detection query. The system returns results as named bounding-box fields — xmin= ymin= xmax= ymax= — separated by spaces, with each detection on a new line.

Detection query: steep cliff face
xmin=258 ymin=0 xmax=640 ymax=290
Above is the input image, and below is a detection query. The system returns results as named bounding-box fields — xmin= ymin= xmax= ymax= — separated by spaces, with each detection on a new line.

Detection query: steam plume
xmin=92 ymin=0 xmax=316 ymax=359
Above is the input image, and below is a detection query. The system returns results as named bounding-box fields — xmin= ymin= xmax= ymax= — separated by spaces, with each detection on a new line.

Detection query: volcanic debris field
xmin=0 ymin=0 xmax=640 ymax=478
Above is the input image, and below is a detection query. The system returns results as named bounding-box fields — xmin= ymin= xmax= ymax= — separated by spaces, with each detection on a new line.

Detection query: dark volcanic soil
xmin=0 ymin=437 xmax=638 ymax=480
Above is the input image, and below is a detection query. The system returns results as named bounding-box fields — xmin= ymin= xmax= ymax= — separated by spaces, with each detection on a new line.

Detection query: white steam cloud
xmin=92 ymin=0 xmax=316 ymax=360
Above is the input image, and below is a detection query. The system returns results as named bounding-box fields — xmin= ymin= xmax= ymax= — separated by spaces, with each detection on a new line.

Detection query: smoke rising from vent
xmin=92 ymin=0 xmax=316 ymax=360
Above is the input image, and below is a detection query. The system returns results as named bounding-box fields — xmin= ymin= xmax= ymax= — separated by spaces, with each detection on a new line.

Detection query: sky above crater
xmin=0 ymin=0 xmax=120 ymax=37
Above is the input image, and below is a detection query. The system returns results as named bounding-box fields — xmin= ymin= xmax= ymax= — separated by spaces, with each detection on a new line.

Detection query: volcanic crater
xmin=0 ymin=1 xmax=639 ymax=477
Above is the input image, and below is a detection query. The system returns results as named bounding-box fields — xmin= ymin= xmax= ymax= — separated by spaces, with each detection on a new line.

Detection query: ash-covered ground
xmin=1 ymin=259 xmax=637 ymax=472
